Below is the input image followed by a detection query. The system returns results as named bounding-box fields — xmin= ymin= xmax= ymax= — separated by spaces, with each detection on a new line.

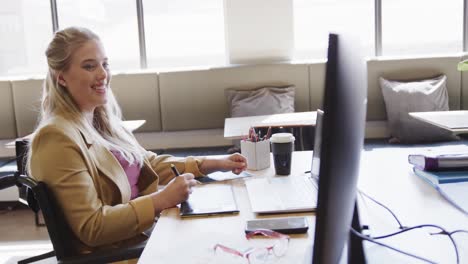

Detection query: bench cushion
xmin=159 ymin=64 xmax=310 ymax=131
xmin=111 ymin=73 xmax=161 ymax=132
xmin=0 ymin=81 xmax=16 ymax=139
xmin=367 ymin=55 xmax=462 ymax=121
xmin=11 ymin=79 xmax=43 ymax=137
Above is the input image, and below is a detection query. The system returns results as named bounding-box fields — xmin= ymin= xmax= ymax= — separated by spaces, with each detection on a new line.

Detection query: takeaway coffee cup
xmin=270 ymin=133 xmax=295 ymax=175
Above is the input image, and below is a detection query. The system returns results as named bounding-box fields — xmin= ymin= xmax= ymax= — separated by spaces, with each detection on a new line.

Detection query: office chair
xmin=0 ymin=172 xmax=146 ymax=264
xmin=15 ymin=139 xmax=45 ymax=226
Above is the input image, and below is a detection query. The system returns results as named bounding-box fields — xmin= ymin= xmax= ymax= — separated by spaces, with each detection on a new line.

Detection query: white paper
xmin=206 ymin=171 xmax=253 ymax=182
xmin=438 ymin=182 xmax=468 ymax=214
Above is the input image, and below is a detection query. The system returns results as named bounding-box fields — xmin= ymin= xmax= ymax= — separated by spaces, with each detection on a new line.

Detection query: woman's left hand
xmin=223 ymin=153 xmax=248 ymax=174
xmin=199 ymin=153 xmax=247 ymax=175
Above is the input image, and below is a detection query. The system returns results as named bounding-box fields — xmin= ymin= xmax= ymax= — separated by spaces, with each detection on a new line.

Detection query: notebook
xmin=180 ymin=184 xmax=239 ymax=217
xmin=245 ymin=175 xmax=318 ymax=214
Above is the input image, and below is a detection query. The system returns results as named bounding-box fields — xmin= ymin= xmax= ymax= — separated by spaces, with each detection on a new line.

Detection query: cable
xmin=357 ymin=189 xmax=465 ymax=264
xmin=307 ymin=174 xmax=405 ymax=229
xmin=449 ymin=230 xmax=468 ymax=236
xmin=368 ymin=224 xmax=460 ymax=264
xmin=305 ymin=170 xmax=467 ymax=263
xmin=358 ymin=190 xmax=405 ymax=229
xmin=371 ymin=224 xmax=441 ymax=240
xmin=350 ymin=228 xmax=437 ymax=264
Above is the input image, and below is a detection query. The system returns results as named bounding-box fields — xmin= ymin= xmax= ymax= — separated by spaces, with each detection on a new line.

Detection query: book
xmin=408 ymin=153 xmax=468 ymax=171
xmin=413 ymin=167 xmax=468 ymax=185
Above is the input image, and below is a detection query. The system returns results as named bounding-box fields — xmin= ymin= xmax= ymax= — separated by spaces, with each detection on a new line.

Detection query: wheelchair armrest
xmin=0 ymin=174 xmax=17 ymax=190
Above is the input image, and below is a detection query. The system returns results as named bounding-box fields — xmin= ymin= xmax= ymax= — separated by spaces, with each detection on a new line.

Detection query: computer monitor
xmin=310 ymin=109 xmax=323 ymax=179
xmin=307 ymin=33 xmax=368 ymax=263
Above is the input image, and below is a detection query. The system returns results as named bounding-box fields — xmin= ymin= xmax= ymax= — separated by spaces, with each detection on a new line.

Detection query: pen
xmin=170 ymin=164 xmax=180 ymax=177
xmin=171 ymin=163 xmax=202 ymax=184
xmin=266 ymin=127 xmax=272 ymax=139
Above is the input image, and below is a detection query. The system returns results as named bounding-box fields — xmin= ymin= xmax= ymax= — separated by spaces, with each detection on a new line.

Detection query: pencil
xmin=170 ymin=163 xmax=202 ymax=184
xmin=170 ymin=164 xmax=180 ymax=177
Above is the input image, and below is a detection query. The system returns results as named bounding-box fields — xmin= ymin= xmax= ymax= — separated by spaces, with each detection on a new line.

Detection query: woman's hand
xmin=199 ymin=153 xmax=247 ymax=175
xmin=151 ymin=173 xmax=197 ymax=214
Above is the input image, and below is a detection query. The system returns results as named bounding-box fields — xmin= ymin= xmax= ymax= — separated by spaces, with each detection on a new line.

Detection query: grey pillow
xmin=225 ymin=85 xmax=295 ymax=117
xmin=380 ymin=75 xmax=456 ymax=143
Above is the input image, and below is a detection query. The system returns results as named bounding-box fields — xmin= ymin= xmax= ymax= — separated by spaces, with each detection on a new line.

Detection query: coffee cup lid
xmin=270 ymin=133 xmax=295 ymax=143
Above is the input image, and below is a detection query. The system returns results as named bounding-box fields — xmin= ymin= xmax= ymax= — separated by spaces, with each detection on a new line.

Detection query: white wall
xmin=224 ymin=0 xmax=293 ymax=64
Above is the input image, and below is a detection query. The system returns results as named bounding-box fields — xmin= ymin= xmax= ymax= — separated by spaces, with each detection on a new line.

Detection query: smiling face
xmin=59 ymin=39 xmax=110 ymax=114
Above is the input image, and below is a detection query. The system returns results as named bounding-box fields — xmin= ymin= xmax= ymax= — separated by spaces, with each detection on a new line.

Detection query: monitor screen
xmin=310 ymin=109 xmax=323 ymax=179
xmin=308 ymin=33 xmax=368 ymax=263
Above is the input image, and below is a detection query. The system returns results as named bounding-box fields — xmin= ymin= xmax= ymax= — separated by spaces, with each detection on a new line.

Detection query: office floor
xmin=0 ymin=207 xmax=53 ymax=264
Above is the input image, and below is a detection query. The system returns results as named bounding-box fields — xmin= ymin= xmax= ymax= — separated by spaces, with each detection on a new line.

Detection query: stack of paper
xmin=437 ymin=182 xmax=468 ymax=214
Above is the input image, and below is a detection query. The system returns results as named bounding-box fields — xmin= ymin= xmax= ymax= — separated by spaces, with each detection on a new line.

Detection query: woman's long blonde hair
xmin=32 ymin=27 xmax=144 ymax=166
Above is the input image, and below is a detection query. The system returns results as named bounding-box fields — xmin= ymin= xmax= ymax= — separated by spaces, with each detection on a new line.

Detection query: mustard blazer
xmin=29 ymin=116 xmax=204 ymax=252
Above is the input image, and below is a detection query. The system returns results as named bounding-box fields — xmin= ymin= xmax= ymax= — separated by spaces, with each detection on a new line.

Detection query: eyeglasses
xmin=213 ymin=229 xmax=290 ymax=264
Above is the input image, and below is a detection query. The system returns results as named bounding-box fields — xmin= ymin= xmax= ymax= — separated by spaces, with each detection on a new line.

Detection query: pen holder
xmin=241 ymin=139 xmax=271 ymax=170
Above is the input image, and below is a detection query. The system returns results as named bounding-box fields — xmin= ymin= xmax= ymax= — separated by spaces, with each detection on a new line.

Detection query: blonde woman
xmin=28 ymin=27 xmax=247 ymax=254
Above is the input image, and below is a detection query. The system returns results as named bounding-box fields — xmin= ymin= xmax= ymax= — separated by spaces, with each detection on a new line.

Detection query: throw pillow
xmin=380 ymin=75 xmax=456 ymax=143
xmin=225 ymin=85 xmax=295 ymax=118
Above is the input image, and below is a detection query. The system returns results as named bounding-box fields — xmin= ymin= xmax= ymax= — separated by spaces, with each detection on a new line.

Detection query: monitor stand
xmin=301 ymin=241 xmax=348 ymax=264
xmin=302 ymin=201 xmax=369 ymax=263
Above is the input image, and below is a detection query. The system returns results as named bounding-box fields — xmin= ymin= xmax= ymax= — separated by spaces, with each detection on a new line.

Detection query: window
xmin=0 ymin=0 xmax=52 ymax=77
xmin=143 ymin=0 xmax=226 ymax=69
xmin=382 ymin=0 xmax=463 ymax=56
xmin=58 ymin=0 xmax=140 ymax=71
xmin=293 ymin=0 xmax=374 ymax=61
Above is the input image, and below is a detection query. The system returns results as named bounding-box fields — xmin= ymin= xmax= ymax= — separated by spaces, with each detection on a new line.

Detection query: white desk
xmin=139 ymin=147 xmax=468 ymax=263
xmin=140 ymin=152 xmax=313 ymax=264
xmin=357 ymin=145 xmax=468 ymax=263
xmin=410 ymin=110 xmax=468 ymax=134
xmin=224 ymin=111 xmax=316 ymax=140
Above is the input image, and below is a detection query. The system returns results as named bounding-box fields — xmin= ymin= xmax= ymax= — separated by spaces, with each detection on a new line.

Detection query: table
xmin=139 ymin=147 xmax=468 ymax=263
xmin=4 ymin=119 xmax=146 ymax=149
xmin=410 ymin=110 xmax=468 ymax=134
xmin=140 ymin=152 xmax=313 ymax=263
xmin=357 ymin=144 xmax=468 ymax=263
xmin=224 ymin=111 xmax=317 ymax=150
xmin=224 ymin=111 xmax=316 ymax=140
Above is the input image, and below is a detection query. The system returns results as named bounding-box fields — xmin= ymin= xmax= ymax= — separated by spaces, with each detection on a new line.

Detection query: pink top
xmin=110 ymin=150 xmax=141 ymax=200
